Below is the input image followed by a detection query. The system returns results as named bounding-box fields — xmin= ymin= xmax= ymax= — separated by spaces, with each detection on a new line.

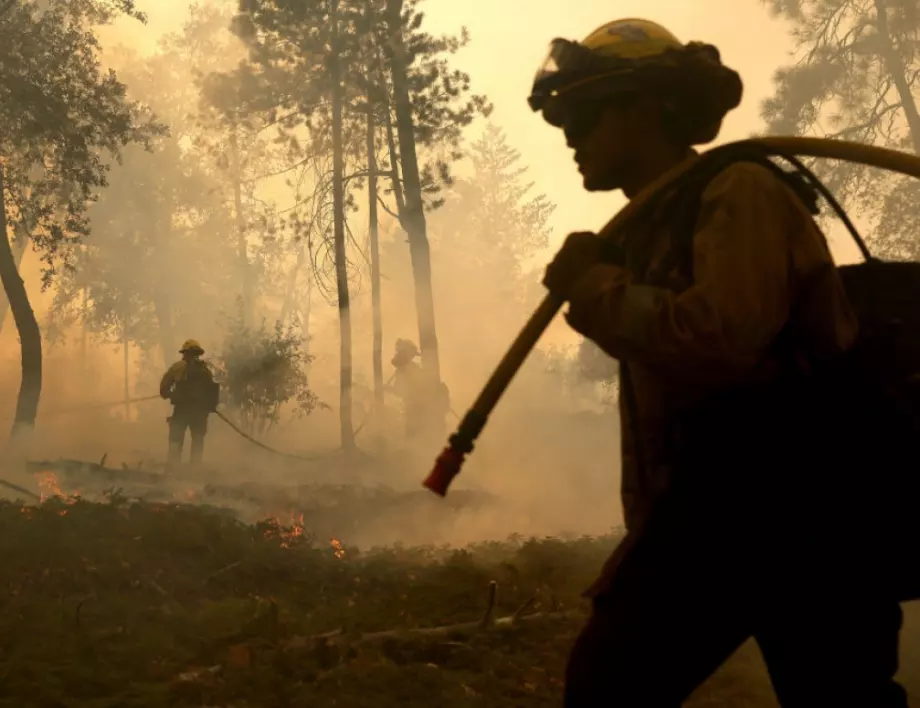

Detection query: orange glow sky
xmin=98 ymin=0 xmax=799 ymax=251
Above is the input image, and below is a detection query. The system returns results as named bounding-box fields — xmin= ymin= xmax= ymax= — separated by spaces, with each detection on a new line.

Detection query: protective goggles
xmin=527 ymin=38 xmax=636 ymax=118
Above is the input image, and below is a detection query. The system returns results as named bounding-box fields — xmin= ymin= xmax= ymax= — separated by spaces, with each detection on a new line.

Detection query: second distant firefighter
xmin=389 ymin=339 xmax=450 ymax=441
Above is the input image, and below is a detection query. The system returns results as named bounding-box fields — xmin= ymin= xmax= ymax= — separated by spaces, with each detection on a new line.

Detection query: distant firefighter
xmin=388 ymin=339 xmax=449 ymax=441
xmin=159 ymin=339 xmax=219 ymax=467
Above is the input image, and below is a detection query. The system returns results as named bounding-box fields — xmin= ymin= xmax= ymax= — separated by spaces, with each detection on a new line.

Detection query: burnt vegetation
xmin=2 ymin=0 xmax=920 ymax=705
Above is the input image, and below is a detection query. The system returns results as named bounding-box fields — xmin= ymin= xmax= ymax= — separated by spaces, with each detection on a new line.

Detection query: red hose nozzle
xmin=423 ymin=447 xmax=466 ymax=497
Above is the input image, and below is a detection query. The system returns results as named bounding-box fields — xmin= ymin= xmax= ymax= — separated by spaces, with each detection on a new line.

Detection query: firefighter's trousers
xmin=168 ymin=407 xmax=209 ymax=465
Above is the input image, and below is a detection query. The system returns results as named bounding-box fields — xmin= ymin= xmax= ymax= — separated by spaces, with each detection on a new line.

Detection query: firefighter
xmin=389 ymin=339 xmax=449 ymax=442
xmin=529 ymin=18 xmax=907 ymax=706
xmin=160 ymin=339 xmax=220 ymax=467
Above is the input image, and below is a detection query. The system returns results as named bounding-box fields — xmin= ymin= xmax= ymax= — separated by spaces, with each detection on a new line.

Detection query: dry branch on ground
xmin=2 ymin=489 xmax=914 ymax=707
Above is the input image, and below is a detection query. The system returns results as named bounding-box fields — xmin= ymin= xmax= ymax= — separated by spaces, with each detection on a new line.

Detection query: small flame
xmin=258 ymin=512 xmax=345 ymax=557
xmin=33 ymin=471 xmax=81 ymax=505
xmin=35 ymin=472 xmax=63 ymax=502
xmin=261 ymin=511 xmax=306 ymax=549
xmin=175 ymin=488 xmax=198 ymax=502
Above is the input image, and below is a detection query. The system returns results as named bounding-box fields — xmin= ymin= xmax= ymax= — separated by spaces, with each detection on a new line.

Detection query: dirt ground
xmin=1 ymin=470 xmax=918 ymax=708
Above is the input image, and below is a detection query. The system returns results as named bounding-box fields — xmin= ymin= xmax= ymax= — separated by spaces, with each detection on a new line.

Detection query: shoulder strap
xmin=656 ymin=152 xmax=824 ymax=283
xmin=615 ymin=150 xmax=836 ymax=483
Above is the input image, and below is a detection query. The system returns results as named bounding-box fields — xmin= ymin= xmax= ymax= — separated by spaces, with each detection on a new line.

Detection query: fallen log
xmin=175 ymin=602 xmax=580 ymax=686
xmin=0 ymin=478 xmax=40 ymax=500
xmin=292 ymin=580 xmax=581 ymax=650
xmin=26 ymin=458 xmax=164 ymax=487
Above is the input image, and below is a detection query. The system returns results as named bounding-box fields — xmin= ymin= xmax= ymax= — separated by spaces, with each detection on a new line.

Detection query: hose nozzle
xmin=422 ymin=410 xmax=486 ymax=497
xmin=422 ymin=447 xmax=465 ymax=497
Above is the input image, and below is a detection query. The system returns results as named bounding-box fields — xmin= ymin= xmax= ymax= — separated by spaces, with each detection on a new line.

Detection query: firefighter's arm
xmin=159 ymin=362 xmax=184 ymax=399
xmin=564 ymin=164 xmax=797 ymax=381
xmin=389 ymin=374 xmax=407 ymax=398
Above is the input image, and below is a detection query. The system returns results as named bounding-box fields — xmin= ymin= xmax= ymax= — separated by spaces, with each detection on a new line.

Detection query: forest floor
xmin=2 ymin=472 xmax=919 ymax=708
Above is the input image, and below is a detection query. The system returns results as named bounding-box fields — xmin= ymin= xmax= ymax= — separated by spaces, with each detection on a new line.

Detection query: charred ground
xmin=2 ymin=476 xmax=918 ymax=708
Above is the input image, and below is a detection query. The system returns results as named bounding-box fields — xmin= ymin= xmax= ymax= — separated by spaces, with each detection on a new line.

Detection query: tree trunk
xmin=367 ymin=80 xmax=385 ymax=425
xmin=279 ymin=246 xmax=305 ymax=325
xmin=330 ymin=0 xmax=354 ymax=450
xmin=122 ymin=314 xmax=130 ymax=420
xmin=875 ymin=0 xmax=920 ymax=153
xmin=153 ymin=293 xmax=175 ymax=369
xmin=374 ymin=45 xmax=406 ymax=216
xmin=301 ymin=267 xmax=313 ymax=349
xmin=229 ymin=127 xmax=252 ymax=322
xmin=381 ymin=83 xmax=406 ymax=215
xmin=384 ymin=0 xmax=441 ymax=381
xmin=80 ymin=289 xmax=88 ymax=376
xmin=0 ymin=231 xmax=29 ymax=337
xmin=154 ymin=209 xmax=176 ymax=368
xmin=0 ymin=164 xmax=42 ymax=437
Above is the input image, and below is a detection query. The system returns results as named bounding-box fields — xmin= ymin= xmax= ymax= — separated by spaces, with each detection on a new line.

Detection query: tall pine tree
xmin=763 ymin=0 xmax=920 ymax=258
xmin=0 ymin=0 xmax=161 ymax=436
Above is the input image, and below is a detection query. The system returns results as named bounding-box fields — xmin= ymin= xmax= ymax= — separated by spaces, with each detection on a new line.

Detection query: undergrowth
xmin=0 ymin=496 xmax=608 ymax=707
xmin=1 ymin=494 xmax=915 ymax=707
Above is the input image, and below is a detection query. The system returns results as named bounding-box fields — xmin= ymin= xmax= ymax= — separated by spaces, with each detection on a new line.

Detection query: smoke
xmin=0 ymin=0 xmax=630 ymax=551
xmin=0 ymin=161 xmax=625 ymax=548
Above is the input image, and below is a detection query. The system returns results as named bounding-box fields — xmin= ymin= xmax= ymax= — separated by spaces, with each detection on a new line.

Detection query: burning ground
xmin=1 ymin=472 xmax=919 ymax=707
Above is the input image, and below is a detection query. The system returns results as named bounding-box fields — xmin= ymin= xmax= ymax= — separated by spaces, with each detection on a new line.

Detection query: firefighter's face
xmin=565 ymin=97 xmax=658 ymax=192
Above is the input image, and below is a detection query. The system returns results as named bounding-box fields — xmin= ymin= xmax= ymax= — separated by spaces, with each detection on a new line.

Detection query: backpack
xmin=626 ymin=144 xmax=920 ymax=598
xmin=172 ymin=360 xmax=220 ymax=410
xmin=624 ymin=143 xmax=920 ymax=420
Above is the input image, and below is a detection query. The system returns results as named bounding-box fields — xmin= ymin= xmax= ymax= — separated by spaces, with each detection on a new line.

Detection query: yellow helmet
xmin=394 ymin=338 xmax=419 ymax=357
xmin=581 ymin=19 xmax=682 ymax=59
xmin=180 ymin=339 xmax=204 ymax=354
xmin=528 ymin=18 xmax=684 ymax=120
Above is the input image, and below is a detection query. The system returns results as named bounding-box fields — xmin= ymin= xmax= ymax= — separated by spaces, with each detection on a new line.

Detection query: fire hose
xmin=41 ymin=394 xmax=161 ymax=416
xmin=39 ymin=393 xmax=327 ymax=461
xmin=211 ymin=409 xmax=325 ymax=461
xmin=422 ymin=136 xmax=920 ymax=497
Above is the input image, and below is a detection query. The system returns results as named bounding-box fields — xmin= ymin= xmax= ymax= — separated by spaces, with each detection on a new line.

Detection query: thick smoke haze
xmin=0 ymin=0 xmax=903 ymax=544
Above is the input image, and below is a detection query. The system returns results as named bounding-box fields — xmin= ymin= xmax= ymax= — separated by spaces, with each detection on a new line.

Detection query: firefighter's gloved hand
xmin=543 ymin=231 xmax=603 ymax=300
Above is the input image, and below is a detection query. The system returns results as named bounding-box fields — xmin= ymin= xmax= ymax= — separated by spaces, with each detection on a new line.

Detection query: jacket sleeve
xmin=159 ymin=362 xmax=184 ymax=399
xmin=564 ymin=163 xmax=802 ymax=382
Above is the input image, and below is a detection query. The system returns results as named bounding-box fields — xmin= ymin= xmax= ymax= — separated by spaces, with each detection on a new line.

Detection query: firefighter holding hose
xmin=528 ymin=18 xmax=907 ymax=707
xmin=160 ymin=339 xmax=220 ymax=468
xmin=389 ymin=338 xmax=450 ymax=443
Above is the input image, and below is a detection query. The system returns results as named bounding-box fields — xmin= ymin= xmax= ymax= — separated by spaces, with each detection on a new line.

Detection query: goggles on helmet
xmin=528 ymin=39 xmax=637 ymax=117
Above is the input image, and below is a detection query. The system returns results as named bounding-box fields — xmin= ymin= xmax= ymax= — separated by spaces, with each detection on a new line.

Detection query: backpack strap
xmin=650 ymin=152 xmax=823 ymax=284
xmin=613 ymin=149 xmax=834 ymax=493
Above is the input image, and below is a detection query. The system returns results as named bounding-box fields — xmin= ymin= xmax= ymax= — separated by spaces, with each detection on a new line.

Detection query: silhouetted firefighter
xmin=160 ymin=339 xmax=219 ymax=467
xmin=389 ymin=339 xmax=450 ymax=443
xmin=527 ymin=16 xmax=919 ymax=707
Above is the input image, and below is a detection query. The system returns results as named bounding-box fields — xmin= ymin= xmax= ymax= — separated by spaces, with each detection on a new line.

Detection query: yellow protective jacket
xmin=160 ymin=358 xmax=217 ymax=409
xmin=392 ymin=361 xmax=450 ymax=423
xmin=563 ymin=161 xmax=859 ymax=596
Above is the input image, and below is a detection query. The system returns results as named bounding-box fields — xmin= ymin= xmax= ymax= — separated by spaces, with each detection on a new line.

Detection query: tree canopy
xmin=762 ymin=0 xmax=920 ymax=258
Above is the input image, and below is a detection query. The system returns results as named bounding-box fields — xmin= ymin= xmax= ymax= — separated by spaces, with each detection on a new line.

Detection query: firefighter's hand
xmin=543 ymin=232 xmax=603 ymax=300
